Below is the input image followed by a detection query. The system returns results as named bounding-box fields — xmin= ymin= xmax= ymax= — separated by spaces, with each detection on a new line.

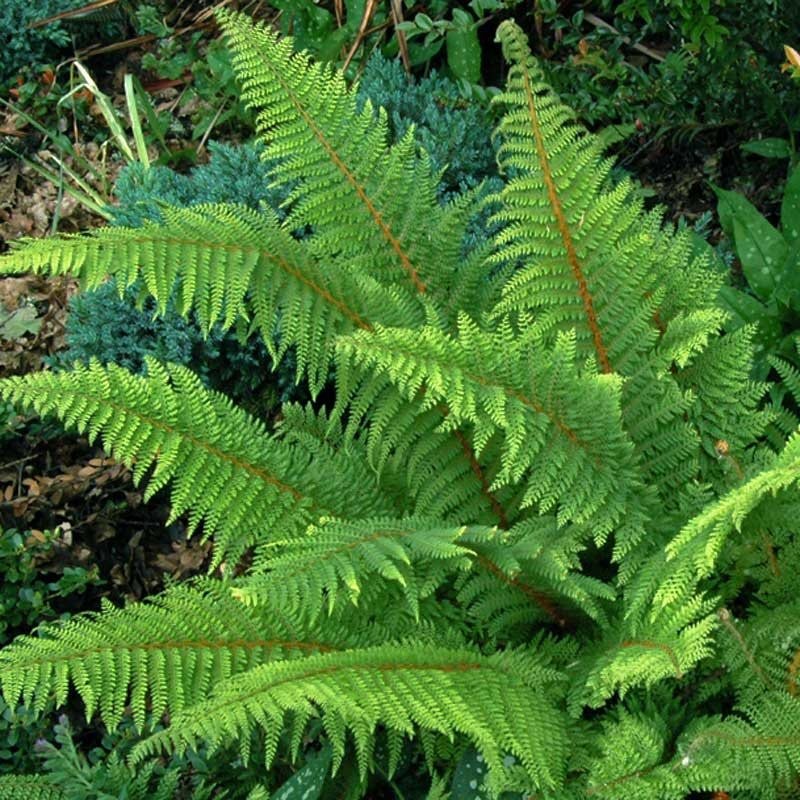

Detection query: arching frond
xmin=336 ymin=317 xmax=641 ymax=535
xmin=0 ymin=584 xmax=369 ymax=729
xmin=568 ymin=597 xmax=717 ymax=714
xmin=490 ymin=20 xmax=658 ymax=374
xmin=655 ymin=431 xmax=800 ymax=611
xmin=0 ymin=777 xmax=64 ymax=800
xmin=217 ymin=9 xmax=467 ymax=299
xmin=0 ymin=359 xmax=392 ymax=565
xmin=677 ymin=693 xmax=800 ymax=796
xmin=132 ymin=645 xmax=568 ymax=793
xmin=0 ymin=204 xmax=423 ymax=394
xmin=233 ymin=517 xmax=495 ymax=621
xmin=457 ymin=516 xmax=616 ymax=633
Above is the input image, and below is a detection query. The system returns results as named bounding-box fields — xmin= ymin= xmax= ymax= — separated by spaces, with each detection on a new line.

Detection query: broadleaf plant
xmin=713 ymin=168 xmax=800 ymax=442
xmin=0 ymin=11 xmax=798 ymax=798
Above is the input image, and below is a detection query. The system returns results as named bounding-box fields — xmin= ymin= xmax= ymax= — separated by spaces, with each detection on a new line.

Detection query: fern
xmin=0 ymin=12 xmax=798 ymax=799
xmin=0 ymin=357 xmax=392 ymax=566
xmin=335 ymin=318 xmax=639 ymax=532
xmin=232 ymin=516 xmax=494 ymax=621
xmin=0 ymin=776 xmax=64 ymax=800
xmin=217 ymin=9 xmax=449 ymax=297
xmin=0 ymin=583 xmax=386 ymax=729
xmin=0 ymin=204 xmax=420 ymax=395
xmin=132 ymin=645 xmax=568 ymax=792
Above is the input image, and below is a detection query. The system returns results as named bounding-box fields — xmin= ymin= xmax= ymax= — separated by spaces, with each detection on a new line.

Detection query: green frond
xmin=0 ymin=584 xmax=369 ymax=729
xmin=132 ymin=645 xmax=568 ymax=792
xmin=617 ymin=363 xmax=698 ymax=502
xmin=0 ymin=358 xmax=392 ymax=566
xmin=487 ymin=21 xmax=759 ymax=530
xmin=655 ymin=431 xmax=800 ymax=611
xmin=676 ymin=326 xmax=770 ymax=472
xmin=335 ymin=381 xmax=517 ymax=525
xmin=0 ymin=204 xmax=422 ymax=394
xmin=490 ymin=21 xmax=664 ymax=374
xmin=771 ymin=343 xmax=800 ymax=408
xmin=336 ymin=317 xmax=640 ymax=535
xmin=575 ymin=694 xmax=800 ymax=799
xmin=0 ymin=777 xmax=64 ymax=800
xmin=233 ymin=517 xmax=495 ymax=621
xmin=457 ymin=516 xmax=615 ymax=632
xmin=583 ymin=711 xmax=683 ymax=800
xmin=216 ymin=9 xmax=466 ymax=300
xmin=677 ymin=693 xmax=800 ymax=796
xmin=719 ymin=599 xmax=800 ymax=704
xmin=569 ymin=596 xmax=717 ymax=713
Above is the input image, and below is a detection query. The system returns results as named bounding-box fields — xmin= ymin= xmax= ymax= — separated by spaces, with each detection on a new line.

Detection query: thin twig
xmin=197 ymin=100 xmax=228 ymax=155
xmin=0 ymin=455 xmax=37 ymax=472
xmin=342 ymin=0 xmax=379 ymax=72
xmin=584 ymin=12 xmax=666 ymax=62
xmin=389 ymin=0 xmax=410 ymax=73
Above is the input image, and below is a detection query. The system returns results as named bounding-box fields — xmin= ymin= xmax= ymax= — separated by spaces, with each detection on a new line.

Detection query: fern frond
xmin=233 ymin=517 xmax=495 ymax=621
xmin=487 ymin=22 xmax=764 ymax=535
xmin=337 ymin=317 xmax=639 ymax=534
xmin=655 ymin=431 xmax=800 ymax=611
xmin=335 ymin=380 xmax=516 ymax=525
xmin=678 ymin=693 xmax=800 ymax=795
xmin=771 ymin=344 xmax=800 ymax=407
xmin=132 ymin=645 xmax=568 ymax=792
xmin=0 ymin=777 xmax=64 ymax=800
xmin=0 ymin=358 xmax=392 ymax=565
xmin=490 ymin=20 xmax=663 ymax=374
xmin=569 ymin=596 xmax=716 ymax=713
xmin=676 ymin=327 xmax=770 ymax=473
xmin=583 ymin=711 xmax=683 ymax=800
xmin=0 ymin=584 xmax=369 ymax=729
xmin=216 ymin=9 xmax=465 ymax=299
xmin=457 ymin=516 xmax=615 ymax=632
xmin=0 ymin=204 xmax=422 ymax=394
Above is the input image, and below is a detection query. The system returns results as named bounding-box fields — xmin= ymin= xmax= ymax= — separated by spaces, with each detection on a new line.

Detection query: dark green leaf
xmin=273 ymin=746 xmax=332 ymax=800
xmin=741 ymin=138 xmax=793 ymax=159
xmin=714 ymin=185 xmax=787 ymax=301
xmin=415 ymin=13 xmax=434 ymax=31
xmin=781 ymin=165 xmax=800 ymax=245
xmin=446 ymin=26 xmax=481 ymax=84
xmin=717 ymin=285 xmax=768 ymax=329
xmin=451 ymin=748 xmax=490 ymax=799
xmin=451 ymin=748 xmax=521 ymax=799
xmin=408 ymin=38 xmax=445 ymax=66
xmin=778 ymin=241 xmax=800 ymax=311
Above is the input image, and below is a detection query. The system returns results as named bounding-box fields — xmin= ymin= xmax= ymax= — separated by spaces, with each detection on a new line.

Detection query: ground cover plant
xmin=0 ymin=8 xmax=798 ymax=799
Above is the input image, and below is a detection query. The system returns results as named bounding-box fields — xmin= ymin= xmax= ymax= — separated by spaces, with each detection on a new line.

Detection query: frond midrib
xmin=1 ymin=636 xmax=336 ymax=671
xmin=225 ymin=12 xmax=427 ymax=294
xmin=38 ymin=385 xmax=322 ymax=511
xmin=517 ymin=61 xmax=611 ymax=374
xmin=348 ymin=334 xmax=590 ymax=451
xmin=22 ymin=231 xmax=374 ymax=333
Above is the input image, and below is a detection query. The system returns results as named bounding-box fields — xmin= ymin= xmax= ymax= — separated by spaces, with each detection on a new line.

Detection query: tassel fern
xmin=0 ymin=357 xmax=392 ymax=567
xmin=0 ymin=12 xmax=798 ymax=799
